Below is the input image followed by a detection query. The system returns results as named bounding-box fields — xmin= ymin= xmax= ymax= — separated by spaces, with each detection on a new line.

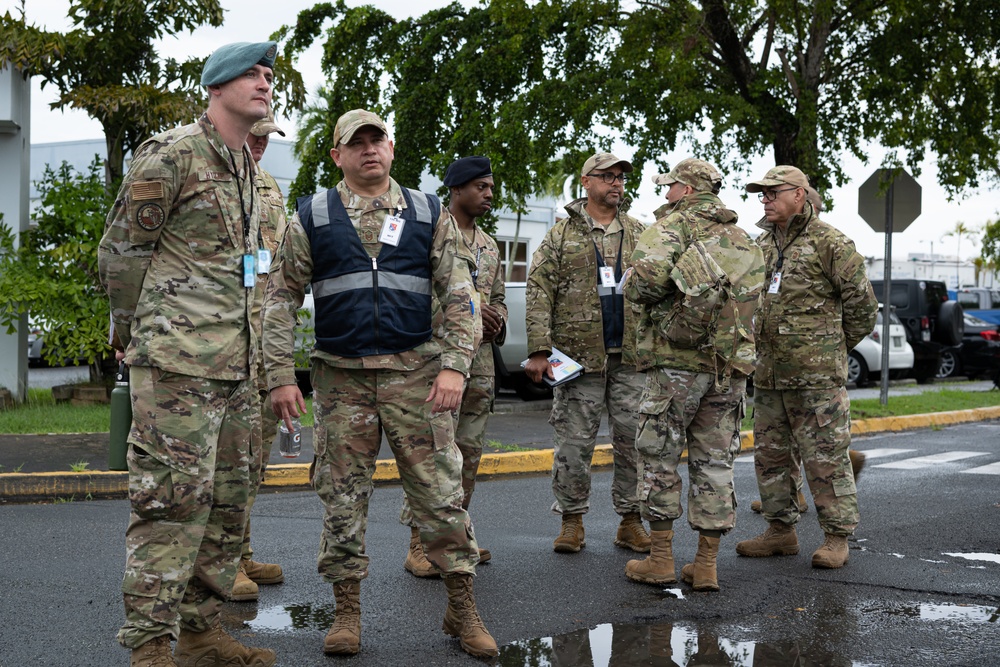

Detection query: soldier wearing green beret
xmin=98 ymin=40 xmax=279 ymax=667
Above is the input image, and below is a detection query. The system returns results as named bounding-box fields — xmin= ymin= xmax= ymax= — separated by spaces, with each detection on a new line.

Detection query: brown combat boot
xmin=812 ymin=533 xmax=850 ymax=569
xmin=750 ymin=489 xmax=809 ymax=514
xmin=624 ymin=529 xmax=676 ymax=584
xmin=680 ymin=535 xmax=721 ymax=591
xmin=231 ymin=564 xmax=259 ymax=602
xmin=478 ymin=548 xmax=492 ymax=564
xmin=174 ymin=619 xmax=276 ymax=667
xmin=850 ymin=450 xmax=866 ymax=479
xmin=553 ymin=513 xmax=585 ymax=553
xmin=241 ymin=558 xmax=284 ymax=585
xmin=324 ymin=581 xmax=362 ymax=655
xmin=130 ymin=636 xmax=177 ymax=667
xmin=442 ymin=574 xmax=499 ymax=658
xmin=614 ymin=512 xmax=652 ymax=553
xmin=403 ymin=527 xmax=439 ymax=578
xmin=736 ymin=521 xmax=799 ymax=557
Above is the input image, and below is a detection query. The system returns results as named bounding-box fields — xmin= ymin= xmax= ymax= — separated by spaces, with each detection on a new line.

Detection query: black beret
xmin=201 ymin=41 xmax=278 ymax=87
xmin=443 ymin=156 xmax=492 ymax=188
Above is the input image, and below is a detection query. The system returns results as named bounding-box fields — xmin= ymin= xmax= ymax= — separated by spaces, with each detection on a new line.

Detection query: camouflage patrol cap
xmin=581 ymin=152 xmax=634 ymax=177
xmin=805 ymin=185 xmax=823 ymax=212
xmin=333 ymin=109 xmax=388 ymax=146
xmin=745 ymin=165 xmax=810 ymax=193
xmin=201 ymin=41 xmax=278 ymax=86
xmin=652 ymin=157 xmax=722 ymax=193
xmin=250 ymin=110 xmax=285 ymax=137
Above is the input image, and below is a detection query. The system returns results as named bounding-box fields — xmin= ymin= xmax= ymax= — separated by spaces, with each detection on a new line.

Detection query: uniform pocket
xmin=635 ymin=396 xmax=672 ymax=458
xmin=174 ymin=172 xmax=238 ymax=257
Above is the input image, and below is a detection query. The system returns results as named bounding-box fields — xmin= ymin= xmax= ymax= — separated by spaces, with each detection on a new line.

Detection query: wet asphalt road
xmin=2 ymin=421 xmax=998 ymax=666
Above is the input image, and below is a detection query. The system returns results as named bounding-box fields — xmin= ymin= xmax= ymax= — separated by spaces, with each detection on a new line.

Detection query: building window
xmin=497 ymin=238 xmax=529 ymax=282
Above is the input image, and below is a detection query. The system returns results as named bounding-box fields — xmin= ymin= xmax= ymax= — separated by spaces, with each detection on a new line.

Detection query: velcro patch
xmin=136 ymin=203 xmax=165 ymax=231
xmin=130 ymin=181 xmax=164 ymax=201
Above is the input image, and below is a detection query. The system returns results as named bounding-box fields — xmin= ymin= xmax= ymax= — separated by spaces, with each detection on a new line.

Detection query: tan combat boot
xmin=478 ymin=547 xmax=492 ymax=564
xmin=130 ymin=636 xmax=177 ymax=667
xmin=442 ymin=574 xmax=499 ymax=658
xmin=241 ymin=558 xmax=284 ymax=585
xmin=736 ymin=521 xmax=799 ymax=557
xmin=553 ymin=513 xmax=585 ymax=553
xmin=680 ymin=535 xmax=721 ymax=591
xmin=174 ymin=619 xmax=276 ymax=667
xmin=751 ymin=489 xmax=809 ymax=514
xmin=850 ymin=450 xmax=866 ymax=479
xmin=624 ymin=529 xmax=676 ymax=584
xmin=231 ymin=564 xmax=260 ymax=602
xmin=403 ymin=527 xmax=439 ymax=578
xmin=812 ymin=533 xmax=850 ymax=569
xmin=324 ymin=581 xmax=362 ymax=655
xmin=614 ymin=512 xmax=652 ymax=553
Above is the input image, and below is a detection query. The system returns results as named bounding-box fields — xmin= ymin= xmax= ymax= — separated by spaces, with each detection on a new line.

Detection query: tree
xmin=980 ymin=218 xmax=1000 ymax=276
xmin=0 ymin=0 xmax=306 ymax=189
xmin=278 ymin=0 xmax=1000 ymax=213
xmin=0 ymin=159 xmax=113 ymax=381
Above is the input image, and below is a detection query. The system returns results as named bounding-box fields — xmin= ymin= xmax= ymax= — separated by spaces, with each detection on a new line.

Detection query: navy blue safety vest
xmin=595 ymin=237 xmax=625 ymax=350
xmin=297 ymin=187 xmax=441 ymax=357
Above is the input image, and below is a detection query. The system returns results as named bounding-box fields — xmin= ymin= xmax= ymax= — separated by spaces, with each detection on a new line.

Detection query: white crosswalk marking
xmin=875 ymin=451 xmax=988 ymax=470
xmin=960 ymin=462 xmax=1000 ymax=475
xmin=853 ymin=448 xmax=916 ymax=459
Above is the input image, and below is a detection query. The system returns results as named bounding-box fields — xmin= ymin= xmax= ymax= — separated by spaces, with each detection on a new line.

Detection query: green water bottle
xmin=109 ymin=362 xmax=131 ymax=471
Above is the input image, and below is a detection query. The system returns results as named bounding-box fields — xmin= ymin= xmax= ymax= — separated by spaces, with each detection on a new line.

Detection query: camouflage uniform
xmin=526 ymin=198 xmax=645 ymax=516
xmin=98 ymin=114 xmax=261 ymax=648
xmin=624 ymin=189 xmax=765 ymax=532
xmin=243 ymin=166 xmax=287 ymax=560
xmin=401 ymin=225 xmax=507 ymax=527
xmin=263 ymin=178 xmax=479 ymax=581
xmin=753 ymin=200 xmax=877 ymax=535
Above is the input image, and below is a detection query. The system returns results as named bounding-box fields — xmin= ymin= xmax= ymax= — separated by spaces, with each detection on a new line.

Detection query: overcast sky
xmin=16 ymin=0 xmax=1000 ymax=263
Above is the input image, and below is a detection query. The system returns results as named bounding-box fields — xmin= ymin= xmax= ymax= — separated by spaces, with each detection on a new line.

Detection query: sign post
xmin=858 ymin=168 xmax=922 ymax=405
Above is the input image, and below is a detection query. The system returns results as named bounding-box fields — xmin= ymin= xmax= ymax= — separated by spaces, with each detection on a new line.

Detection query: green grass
xmin=741 ymin=386 xmax=1000 ymax=431
xmin=0 ymin=388 xmax=313 ymax=435
xmin=485 ymin=438 xmax=532 ymax=453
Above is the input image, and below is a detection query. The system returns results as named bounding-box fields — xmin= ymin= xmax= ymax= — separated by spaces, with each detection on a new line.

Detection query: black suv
xmin=869 ymin=279 xmax=964 ymax=383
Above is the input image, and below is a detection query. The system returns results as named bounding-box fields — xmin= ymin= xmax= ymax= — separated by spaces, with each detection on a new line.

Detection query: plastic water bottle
xmin=108 ymin=362 xmax=131 ymax=471
xmin=277 ymin=418 xmax=302 ymax=458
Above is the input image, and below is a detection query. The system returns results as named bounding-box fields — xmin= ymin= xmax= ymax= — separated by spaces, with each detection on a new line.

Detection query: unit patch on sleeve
xmin=136 ymin=203 xmax=165 ymax=231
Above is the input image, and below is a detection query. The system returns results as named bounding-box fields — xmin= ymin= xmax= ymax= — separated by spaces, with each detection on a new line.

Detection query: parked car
xmin=27 ymin=326 xmax=45 ymax=367
xmin=495 ymin=282 xmax=553 ymax=400
xmin=937 ymin=313 xmax=1000 ymax=381
xmin=869 ymin=279 xmax=963 ymax=384
xmin=847 ymin=306 xmax=914 ymax=388
xmin=951 ymin=287 xmax=1000 ymax=325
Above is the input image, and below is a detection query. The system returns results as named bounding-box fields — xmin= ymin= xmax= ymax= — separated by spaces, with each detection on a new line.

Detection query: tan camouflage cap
xmin=333 ymin=109 xmax=388 ymax=146
xmin=581 ymin=152 xmax=634 ymax=177
xmin=250 ymin=110 xmax=285 ymax=137
xmin=652 ymin=157 xmax=722 ymax=192
xmin=745 ymin=165 xmax=810 ymax=193
xmin=805 ymin=185 xmax=822 ymax=212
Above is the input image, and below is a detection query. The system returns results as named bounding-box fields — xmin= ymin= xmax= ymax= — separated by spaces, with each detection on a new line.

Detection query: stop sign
xmin=858 ymin=168 xmax=921 ymax=233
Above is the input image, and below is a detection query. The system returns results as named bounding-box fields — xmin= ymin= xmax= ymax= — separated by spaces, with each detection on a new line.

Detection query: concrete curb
xmin=3 ymin=406 xmax=1000 ymax=503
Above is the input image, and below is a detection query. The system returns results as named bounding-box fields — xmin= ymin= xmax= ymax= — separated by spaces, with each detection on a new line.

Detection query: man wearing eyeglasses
xmin=737 ymin=166 xmax=876 ymax=570
xmin=525 ymin=152 xmax=650 ymax=555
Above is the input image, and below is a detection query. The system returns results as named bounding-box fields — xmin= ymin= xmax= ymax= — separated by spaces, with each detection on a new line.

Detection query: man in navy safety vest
xmin=262 ymin=109 xmax=497 ymax=659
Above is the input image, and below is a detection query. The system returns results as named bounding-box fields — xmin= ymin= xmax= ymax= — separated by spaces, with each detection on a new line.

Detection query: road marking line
xmin=960 ymin=462 xmax=1000 ymax=476
xmin=854 ymin=448 xmax=916 ymax=459
xmin=875 ymin=451 xmax=988 ymax=469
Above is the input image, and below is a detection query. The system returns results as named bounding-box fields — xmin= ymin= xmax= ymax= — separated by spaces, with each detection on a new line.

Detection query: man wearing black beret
xmin=99 ymin=40 xmax=278 ymax=667
xmin=401 ymin=156 xmax=508 ymax=577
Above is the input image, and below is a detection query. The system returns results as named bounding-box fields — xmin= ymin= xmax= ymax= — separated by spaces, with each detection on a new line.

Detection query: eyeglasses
xmin=757 ymin=187 xmax=799 ymax=202
xmin=587 ymin=172 xmax=627 ymax=185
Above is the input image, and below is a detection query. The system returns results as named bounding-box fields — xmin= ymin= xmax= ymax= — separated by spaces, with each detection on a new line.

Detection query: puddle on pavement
xmin=943 ymin=552 xmax=1000 ymax=566
xmin=860 ymin=601 xmax=999 ymax=623
xmin=221 ymin=603 xmax=337 ymax=633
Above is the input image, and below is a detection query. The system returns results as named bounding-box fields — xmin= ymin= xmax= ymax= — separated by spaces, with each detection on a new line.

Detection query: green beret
xmin=201 ymin=41 xmax=278 ymax=87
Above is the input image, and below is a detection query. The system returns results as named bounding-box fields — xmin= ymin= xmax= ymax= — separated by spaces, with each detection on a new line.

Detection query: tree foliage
xmin=0 ymin=159 xmax=113 ymax=380
xmin=980 ymin=218 xmax=1000 ymax=269
xmin=279 ymin=0 xmax=1000 ymax=216
xmin=0 ymin=0 xmax=307 ymax=188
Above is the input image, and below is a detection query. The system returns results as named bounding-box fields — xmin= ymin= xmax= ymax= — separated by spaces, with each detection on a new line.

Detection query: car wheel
xmin=514 ymin=373 xmax=554 ymax=401
xmin=934 ymin=301 xmax=965 ymax=346
xmin=936 ymin=348 xmax=960 ymax=379
xmin=847 ymin=351 xmax=870 ymax=388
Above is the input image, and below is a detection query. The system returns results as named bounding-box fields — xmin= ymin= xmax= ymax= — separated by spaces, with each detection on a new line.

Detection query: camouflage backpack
xmin=657 ymin=233 xmax=740 ymax=349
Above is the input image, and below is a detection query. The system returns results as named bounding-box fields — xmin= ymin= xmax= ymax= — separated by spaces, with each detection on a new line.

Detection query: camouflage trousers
xmin=550 ymin=353 xmax=643 ymax=516
xmin=242 ymin=390 xmax=279 ymax=560
xmin=400 ymin=373 xmax=494 ymax=526
xmin=118 ymin=366 xmax=256 ymax=649
xmin=635 ymin=368 xmax=745 ymax=533
xmin=752 ymin=387 xmax=858 ymax=535
xmin=311 ymin=359 xmax=478 ymax=582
